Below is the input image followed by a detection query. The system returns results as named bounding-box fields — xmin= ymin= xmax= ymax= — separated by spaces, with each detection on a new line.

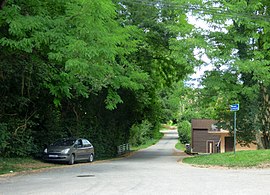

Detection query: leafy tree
xmin=196 ymin=0 xmax=270 ymax=148
xmin=0 ymin=0 xmax=147 ymax=157
xmin=0 ymin=0 xmax=203 ymax=158
xmin=159 ymin=81 xmax=186 ymax=124
xmin=113 ymin=0 xmax=203 ymax=132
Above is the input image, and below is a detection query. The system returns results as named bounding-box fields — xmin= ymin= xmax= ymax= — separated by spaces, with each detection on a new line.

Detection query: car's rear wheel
xmin=69 ymin=154 xmax=75 ymax=165
xmin=88 ymin=154 xmax=94 ymax=163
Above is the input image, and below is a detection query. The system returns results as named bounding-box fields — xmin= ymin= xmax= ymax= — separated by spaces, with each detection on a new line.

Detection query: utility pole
xmin=230 ymin=104 xmax=239 ymax=155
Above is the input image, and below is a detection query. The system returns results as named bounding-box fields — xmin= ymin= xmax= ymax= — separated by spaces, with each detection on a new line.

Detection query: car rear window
xmin=82 ymin=139 xmax=92 ymax=147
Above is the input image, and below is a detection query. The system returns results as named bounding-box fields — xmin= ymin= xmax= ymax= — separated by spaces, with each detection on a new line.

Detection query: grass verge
xmin=183 ymin=149 xmax=270 ymax=168
xmin=0 ymin=158 xmax=60 ymax=175
xmin=175 ymin=141 xmax=186 ymax=151
xmin=131 ymin=132 xmax=163 ymax=151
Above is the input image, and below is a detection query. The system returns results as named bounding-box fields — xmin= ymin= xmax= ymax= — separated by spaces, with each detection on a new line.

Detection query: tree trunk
xmin=263 ymin=134 xmax=270 ymax=149
xmin=261 ymin=86 xmax=270 ymax=149
xmin=255 ymin=131 xmax=264 ymax=149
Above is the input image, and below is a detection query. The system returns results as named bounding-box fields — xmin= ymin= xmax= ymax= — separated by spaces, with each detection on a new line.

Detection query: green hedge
xmin=177 ymin=120 xmax=191 ymax=144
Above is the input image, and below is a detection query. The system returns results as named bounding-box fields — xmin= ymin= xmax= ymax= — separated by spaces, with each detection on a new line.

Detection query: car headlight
xmin=61 ymin=148 xmax=70 ymax=154
xmin=44 ymin=148 xmax=48 ymax=153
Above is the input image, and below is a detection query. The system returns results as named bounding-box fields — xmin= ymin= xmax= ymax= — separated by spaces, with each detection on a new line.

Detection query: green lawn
xmin=183 ymin=150 xmax=270 ymax=168
xmin=175 ymin=141 xmax=186 ymax=151
xmin=0 ymin=158 xmax=60 ymax=175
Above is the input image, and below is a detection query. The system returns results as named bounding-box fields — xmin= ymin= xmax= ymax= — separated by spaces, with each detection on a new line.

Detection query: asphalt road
xmin=1 ymin=130 xmax=270 ymax=195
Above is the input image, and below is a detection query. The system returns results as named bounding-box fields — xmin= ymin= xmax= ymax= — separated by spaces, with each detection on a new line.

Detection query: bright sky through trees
xmin=186 ymin=14 xmax=212 ymax=88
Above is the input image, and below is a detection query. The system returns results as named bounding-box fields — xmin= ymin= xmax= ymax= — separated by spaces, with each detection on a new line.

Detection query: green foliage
xmin=175 ymin=140 xmax=186 ymax=151
xmin=7 ymin=131 xmax=35 ymax=157
xmin=160 ymin=82 xmax=185 ymax=123
xmin=129 ymin=120 xmax=153 ymax=147
xmin=105 ymin=89 xmax=123 ymax=110
xmin=196 ymin=0 xmax=270 ymax=148
xmin=0 ymin=123 xmax=10 ymax=155
xmin=0 ymin=120 xmax=36 ymax=157
xmin=176 ymin=85 xmax=220 ymax=125
xmin=177 ymin=120 xmax=191 ymax=144
xmin=131 ymin=134 xmax=163 ymax=151
xmin=0 ymin=0 xmax=201 ymax=159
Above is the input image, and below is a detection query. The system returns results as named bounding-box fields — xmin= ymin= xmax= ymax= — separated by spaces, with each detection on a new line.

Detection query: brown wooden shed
xmin=191 ymin=119 xmax=220 ymax=153
xmin=191 ymin=119 xmax=257 ymax=153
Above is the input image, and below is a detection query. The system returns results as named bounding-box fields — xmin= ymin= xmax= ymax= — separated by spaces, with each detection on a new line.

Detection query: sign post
xmin=230 ymin=104 xmax=239 ymax=155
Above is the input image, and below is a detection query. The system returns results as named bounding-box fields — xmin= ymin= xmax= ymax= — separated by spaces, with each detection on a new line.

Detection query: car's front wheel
xmin=69 ymin=154 xmax=75 ymax=165
xmin=88 ymin=154 xmax=94 ymax=163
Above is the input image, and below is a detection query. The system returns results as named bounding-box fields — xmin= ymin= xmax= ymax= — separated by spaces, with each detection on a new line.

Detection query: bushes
xmin=0 ymin=122 xmax=35 ymax=157
xmin=0 ymin=123 xmax=10 ymax=156
xmin=129 ymin=120 xmax=153 ymax=147
xmin=177 ymin=120 xmax=191 ymax=144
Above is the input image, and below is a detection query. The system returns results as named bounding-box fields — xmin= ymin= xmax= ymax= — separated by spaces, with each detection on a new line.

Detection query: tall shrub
xmin=129 ymin=120 xmax=152 ymax=147
xmin=177 ymin=120 xmax=191 ymax=144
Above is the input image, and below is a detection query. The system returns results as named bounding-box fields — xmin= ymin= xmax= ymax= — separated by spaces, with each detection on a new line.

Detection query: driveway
xmin=1 ymin=130 xmax=270 ymax=195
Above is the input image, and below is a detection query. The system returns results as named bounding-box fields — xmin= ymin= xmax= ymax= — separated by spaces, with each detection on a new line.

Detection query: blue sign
xmin=230 ymin=104 xmax=239 ymax=111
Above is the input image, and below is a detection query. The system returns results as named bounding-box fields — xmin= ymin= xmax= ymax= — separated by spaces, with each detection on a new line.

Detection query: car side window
xmin=76 ymin=139 xmax=83 ymax=148
xmin=82 ymin=139 xmax=91 ymax=147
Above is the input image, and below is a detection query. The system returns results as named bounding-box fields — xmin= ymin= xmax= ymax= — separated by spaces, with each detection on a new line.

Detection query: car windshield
xmin=52 ymin=139 xmax=76 ymax=146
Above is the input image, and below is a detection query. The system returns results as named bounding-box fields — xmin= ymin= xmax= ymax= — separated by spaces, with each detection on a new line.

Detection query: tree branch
xmin=14 ymin=111 xmax=36 ymax=135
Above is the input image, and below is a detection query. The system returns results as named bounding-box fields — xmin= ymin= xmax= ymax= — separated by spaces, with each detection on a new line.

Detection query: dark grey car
xmin=43 ymin=138 xmax=94 ymax=165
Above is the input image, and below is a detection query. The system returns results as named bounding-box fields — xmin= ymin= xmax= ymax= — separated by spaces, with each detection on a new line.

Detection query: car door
xmin=82 ymin=139 xmax=93 ymax=159
xmin=75 ymin=139 xmax=84 ymax=160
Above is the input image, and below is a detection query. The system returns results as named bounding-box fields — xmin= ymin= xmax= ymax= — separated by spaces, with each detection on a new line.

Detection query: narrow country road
xmin=1 ymin=130 xmax=270 ymax=195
